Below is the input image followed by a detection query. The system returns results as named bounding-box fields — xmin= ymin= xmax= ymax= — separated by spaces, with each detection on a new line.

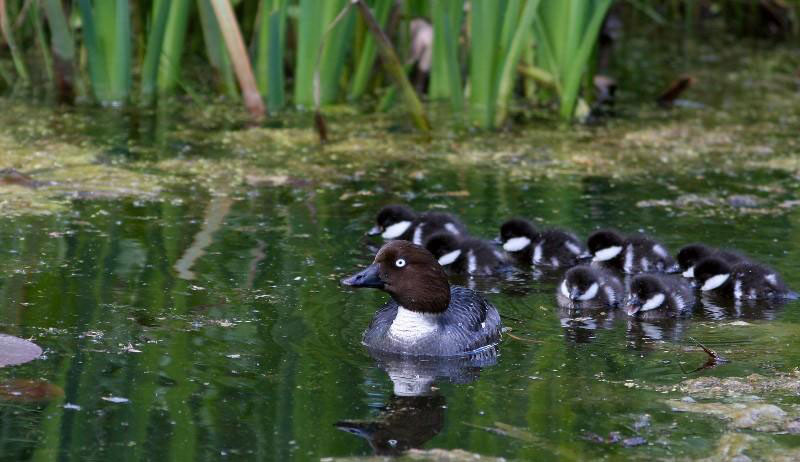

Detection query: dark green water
xmin=2 ymin=133 xmax=800 ymax=461
xmin=2 ymin=31 xmax=800 ymax=461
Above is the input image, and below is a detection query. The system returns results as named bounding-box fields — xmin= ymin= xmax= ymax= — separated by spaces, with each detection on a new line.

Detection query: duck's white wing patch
xmin=593 ymin=245 xmax=622 ymax=262
xmin=533 ymin=244 xmax=543 ymax=264
xmin=565 ymin=241 xmax=582 ymax=255
xmin=682 ymin=266 xmax=695 ymax=278
xmin=503 ymin=236 xmax=531 ymax=252
xmin=389 ymin=307 xmax=439 ymax=343
xmin=412 ymin=223 xmax=425 ymax=245
xmin=578 ymin=282 xmax=599 ymax=301
xmin=437 ymin=249 xmax=461 ymax=266
xmin=765 ymin=274 xmax=777 ymax=286
xmin=733 ymin=279 xmax=743 ymax=299
xmin=382 ymin=220 xmax=412 ymax=239
xmin=624 ymin=246 xmax=634 ymax=273
xmin=652 ymin=244 xmax=668 ymax=258
xmin=701 ymin=273 xmax=730 ymax=291
xmin=467 ymin=250 xmax=477 ymax=274
xmin=641 ymin=293 xmax=665 ymax=311
xmin=560 ymin=280 xmax=570 ymax=299
xmin=444 ymin=223 xmax=461 ymax=235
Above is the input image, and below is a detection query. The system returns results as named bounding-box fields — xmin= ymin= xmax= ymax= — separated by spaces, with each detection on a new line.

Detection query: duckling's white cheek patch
xmin=592 ymin=246 xmax=622 ymax=262
xmin=578 ymin=283 xmax=599 ymax=301
xmin=682 ymin=266 xmax=695 ymax=278
xmin=701 ymin=274 xmax=730 ymax=291
xmin=641 ymin=293 xmax=665 ymax=311
xmin=503 ymin=236 xmax=531 ymax=252
xmin=437 ymin=249 xmax=461 ymax=266
xmin=382 ymin=221 xmax=412 ymax=239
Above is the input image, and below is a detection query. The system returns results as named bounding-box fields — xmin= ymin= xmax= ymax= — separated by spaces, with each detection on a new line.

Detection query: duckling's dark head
xmin=561 ymin=266 xmax=600 ymax=301
xmin=368 ymin=205 xmax=417 ymax=238
xmin=694 ymin=257 xmax=732 ymax=292
xmin=342 ymin=241 xmax=450 ymax=313
xmin=625 ymin=275 xmax=666 ymax=315
xmin=423 ymin=232 xmax=463 ymax=267
xmin=587 ymin=229 xmax=625 ymax=262
xmin=499 ymin=218 xmax=538 ymax=253
xmin=677 ymin=244 xmax=714 ymax=275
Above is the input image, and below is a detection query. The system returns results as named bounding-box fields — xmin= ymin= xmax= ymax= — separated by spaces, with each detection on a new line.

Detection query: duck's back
xmin=363 ymin=286 xmax=502 ymax=356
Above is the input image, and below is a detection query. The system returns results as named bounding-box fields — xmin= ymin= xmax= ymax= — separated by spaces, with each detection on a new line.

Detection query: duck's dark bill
xmin=366 ymin=225 xmax=382 ymax=236
xmin=341 ymin=264 xmax=384 ymax=289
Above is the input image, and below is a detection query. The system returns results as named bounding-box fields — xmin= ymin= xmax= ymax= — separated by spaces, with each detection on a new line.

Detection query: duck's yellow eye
xmin=395 ymin=258 xmax=406 ymax=268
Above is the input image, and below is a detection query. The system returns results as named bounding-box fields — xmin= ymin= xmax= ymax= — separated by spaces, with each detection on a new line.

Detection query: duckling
xmin=367 ymin=205 xmax=467 ymax=245
xmin=676 ymin=243 xmax=746 ymax=278
xmin=694 ymin=257 xmax=796 ymax=300
xmin=341 ymin=240 xmax=502 ymax=356
xmin=557 ymin=265 xmax=624 ymax=309
xmin=423 ymin=232 xmax=509 ymax=276
xmin=587 ymin=229 xmax=678 ymax=274
xmin=498 ymin=218 xmax=588 ymax=269
xmin=625 ymin=274 xmax=695 ymax=318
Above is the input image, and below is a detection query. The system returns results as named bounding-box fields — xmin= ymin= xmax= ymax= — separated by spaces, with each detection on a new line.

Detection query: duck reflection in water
xmin=699 ymin=294 xmax=790 ymax=321
xmin=335 ymin=348 xmax=497 ymax=456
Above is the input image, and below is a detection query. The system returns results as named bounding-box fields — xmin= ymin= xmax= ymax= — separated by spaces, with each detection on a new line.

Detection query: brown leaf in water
xmin=657 ymin=75 xmax=695 ymax=107
xmin=0 ymin=379 xmax=64 ymax=403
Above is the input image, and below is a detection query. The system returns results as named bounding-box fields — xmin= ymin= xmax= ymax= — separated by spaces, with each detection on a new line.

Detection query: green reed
xmin=8 ymin=1 xmax=786 ymax=127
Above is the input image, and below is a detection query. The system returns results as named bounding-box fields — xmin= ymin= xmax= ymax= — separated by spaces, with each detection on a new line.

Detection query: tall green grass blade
xmin=266 ymin=8 xmax=286 ymax=110
xmin=469 ymin=0 xmax=503 ymax=127
xmin=295 ymin=0 xmax=353 ymax=107
xmin=77 ymin=0 xmax=109 ymax=101
xmin=495 ymin=0 xmax=541 ymax=126
xmin=348 ymin=0 xmax=392 ymax=100
xmin=209 ymin=0 xmax=265 ymax=121
xmin=111 ymin=0 xmax=131 ymax=102
xmin=157 ymin=0 xmax=192 ymax=95
xmin=198 ymin=0 xmax=237 ymax=98
xmin=533 ymin=0 xmax=611 ymax=119
xmin=430 ymin=0 xmax=463 ymax=108
xmin=559 ymin=0 xmax=611 ymax=119
xmin=254 ymin=0 xmax=287 ymax=110
xmin=353 ymin=0 xmax=430 ymax=133
xmin=0 ymin=0 xmax=30 ymax=83
xmin=42 ymin=0 xmax=76 ymax=101
xmin=141 ymin=0 xmax=171 ymax=102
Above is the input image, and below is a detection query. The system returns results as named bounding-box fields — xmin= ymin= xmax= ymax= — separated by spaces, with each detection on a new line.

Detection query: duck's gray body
xmin=362 ymin=286 xmax=502 ymax=357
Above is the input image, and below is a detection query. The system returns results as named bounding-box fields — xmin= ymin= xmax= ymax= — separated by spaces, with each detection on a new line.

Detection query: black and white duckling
xmin=367 ymin=205 xmax=467 ymax=245
xmin=676 ymin=243 xmax=746 ymax=278
xmin=694 ymin=257 xmax=796 ymax=300
xmin=557 ymin=265 xmax=624 ymax=309
xmin=625 ymin=274 xmax=695 ymax=318
xmin=498 ymin=218 xmax=588 ymax=269
xmin=587 ymin=229 xmax=678 ymax=274
xmin=341 ymin=240 xmax=502 ymax=356
xmin=423 ymin=232 xmax=509 ymax=276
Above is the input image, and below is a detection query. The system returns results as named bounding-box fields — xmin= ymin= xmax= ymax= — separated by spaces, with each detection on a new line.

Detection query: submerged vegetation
xmin=0 ymin=1 xmax=797 ymax=128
